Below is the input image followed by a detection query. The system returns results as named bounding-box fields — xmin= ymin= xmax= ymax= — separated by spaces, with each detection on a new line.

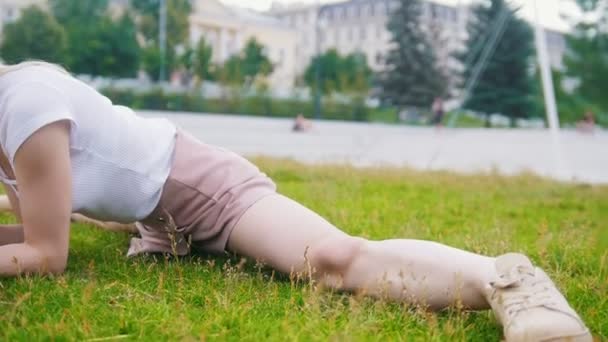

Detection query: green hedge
xmin=100 ymin=88 xmax=372 ymax=121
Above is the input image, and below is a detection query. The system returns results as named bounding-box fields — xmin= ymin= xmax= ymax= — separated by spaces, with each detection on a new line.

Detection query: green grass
xmin=1 ymin=159 xmax=607 ymax=341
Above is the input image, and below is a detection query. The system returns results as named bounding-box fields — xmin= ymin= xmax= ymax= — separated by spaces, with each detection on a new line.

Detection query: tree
xmin=533 ymin=68 xmax=604 ymax=125
xmin=459 ymin=0 xmax=535 ymax=126
xmin=341 ymin=53 xmax=373 ymax=94
xmin=178 ymin=37 xmax=214 ymax=84
xmin=241 ymin=38 xmax=273 ymax=81
xmin=304 ymin=50 xmax=372 ymax=95
xmin=141 ymin=46 xmax=162 ymax=81
xmin=304 ymin=49 xmax=342 ymax=94
xmin=562 ymin=0 xmax=608 ymax=115
xmin=0 ymin=6 xmax=67 ymax=64
xmin=51 ymin=0 xmax=108 ymax=23
xmin=216 ymin=38 xmax=273 ymax=86
xmin=380 ymin=0 xmax=447 ymax=108
xmin=193 ymin=37 xmax=213 ymax=81
xmin=130 ymin=0 xmax=192 ymax=79
xmin=216 ymin=55 xmax=244 ymax=86
xmin=91 ymin=14 xmax=141 ymax=78
xmin=50 ymin=0 xmax=140 ymax=77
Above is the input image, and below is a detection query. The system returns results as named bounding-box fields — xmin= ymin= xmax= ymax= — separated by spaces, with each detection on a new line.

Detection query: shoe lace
xmin=490 ymin=265 xmax=558 ymax=318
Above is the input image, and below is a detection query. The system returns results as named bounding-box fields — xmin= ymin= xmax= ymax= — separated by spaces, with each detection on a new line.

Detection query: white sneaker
xmin=486 ymin=253 xmax=592 ymax=342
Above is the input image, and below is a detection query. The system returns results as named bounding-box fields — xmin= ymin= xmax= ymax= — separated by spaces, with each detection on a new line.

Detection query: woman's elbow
xmin=44 ymin=256 xmax=67 ymax=275
xmin=25 ymin=246 xmax=68 ymax=275
xmin=39 ymin=251 xmax=68 ymax=275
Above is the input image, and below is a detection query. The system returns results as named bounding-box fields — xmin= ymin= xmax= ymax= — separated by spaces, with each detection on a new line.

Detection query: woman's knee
xmin=309 ymin=235 xmax=367 ymax=277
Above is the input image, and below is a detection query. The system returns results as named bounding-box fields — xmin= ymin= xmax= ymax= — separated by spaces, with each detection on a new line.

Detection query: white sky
xmin=220 ymin=0 xmax=574 ymax=31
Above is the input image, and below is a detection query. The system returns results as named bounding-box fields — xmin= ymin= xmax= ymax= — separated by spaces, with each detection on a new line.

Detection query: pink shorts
xmin=127 ymin=130 xmax=276 ymax=257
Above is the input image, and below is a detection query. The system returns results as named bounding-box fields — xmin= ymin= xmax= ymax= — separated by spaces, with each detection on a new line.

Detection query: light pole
xmin=313 ymin=6 xmax=323 ymax=119
xmin=159 ymin=0 xmax=167 ymax=81
xmin=533 ymin=0 xmax=566 ymax=178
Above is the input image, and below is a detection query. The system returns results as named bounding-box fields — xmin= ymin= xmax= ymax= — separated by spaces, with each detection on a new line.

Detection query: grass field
xmin=1 ymin=159 xmax=607 ymax=341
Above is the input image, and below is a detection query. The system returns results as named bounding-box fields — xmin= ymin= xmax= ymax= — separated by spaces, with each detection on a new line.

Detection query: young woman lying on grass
xmin=0 ymin=61 xmax=592 ymax=341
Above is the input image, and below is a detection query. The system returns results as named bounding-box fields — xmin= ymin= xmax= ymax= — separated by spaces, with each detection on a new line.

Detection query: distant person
xmin=576 ymin=110 xmax=596 ymax=134
xmin=292 ymin=113 xmax=312 ymax=132
xmin=430 ymin=97 xmax=445 ymax=127
xmin=0 ymin=61 xmax=592 ymax=342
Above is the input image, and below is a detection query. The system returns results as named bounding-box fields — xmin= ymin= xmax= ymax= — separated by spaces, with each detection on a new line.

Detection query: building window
xmin=375 ymin=3 xmax=384 ymax=16
xmin=360 ymin=26 xmax=366 ymax=40
xmin=449 ymin=8 xmax=458 ymax=23
xmin=441 ymin=7 xmax=449 ymax=20
xmin=334 ymin=30 xmax=339 ymax=44
xmin=369 ymin=4 xmax=375 ymax=16
xmin=208 ymin=31 xmax=217 ymax=46
xmin=388 ymin=1 xmax=399 ymax=12
xmin=376 ymin=52 xmax=384 ymax=65
xmin=347 ymin=27 xmax=353 ymax=42
xmin=376 ymin=25 xmax=383 ymax=39
xmin=341 ymin=7 xmax=347 ymax=20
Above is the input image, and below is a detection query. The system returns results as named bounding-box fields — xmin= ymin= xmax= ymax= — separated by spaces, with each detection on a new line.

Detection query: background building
xmin=270 ymin=0 xmax=567 ymax=79
xmin=0 ymin=0 xmax=46 ymax=37
xmin=268 ymin=2 xmax=322 ymax=78
xmin=190 ymin=0 xmax=297 ymax=88
xmin=270 ymin=0 xmax=470 ymax=76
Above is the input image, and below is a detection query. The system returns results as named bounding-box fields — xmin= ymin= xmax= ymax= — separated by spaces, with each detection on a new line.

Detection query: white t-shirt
xmin=0 ymin=66 xmax=176 ymax=222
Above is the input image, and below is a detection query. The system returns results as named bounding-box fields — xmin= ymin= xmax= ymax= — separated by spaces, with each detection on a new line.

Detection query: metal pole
xmin=448 ymin=5 xmax=509 ymax=127
xmin=159 ymin=0 xmax=167 ymax=81
xmin=313 ymin=6 xmax=322 ymax=119
xmin=533 ymin=0 xmax=566 ymax=178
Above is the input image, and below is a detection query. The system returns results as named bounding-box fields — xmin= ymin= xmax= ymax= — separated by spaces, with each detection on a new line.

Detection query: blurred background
xmin=0 ymin=0 xmax=606 ymax=182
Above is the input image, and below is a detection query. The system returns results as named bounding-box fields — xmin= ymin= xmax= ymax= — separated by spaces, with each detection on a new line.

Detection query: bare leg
xmin=70 ymin=213 xmax=138 ymax=233
xmin=0 ymin=194 xmax=11 ymax=213
xmin=0 ymin=194 xmax=136 ymax=233
xmin=228 ymin=194 xmax=496 ymax=310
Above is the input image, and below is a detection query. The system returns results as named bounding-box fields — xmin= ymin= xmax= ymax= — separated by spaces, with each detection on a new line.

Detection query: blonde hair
xmin=0 ymin=60 xmax=69 ymax=77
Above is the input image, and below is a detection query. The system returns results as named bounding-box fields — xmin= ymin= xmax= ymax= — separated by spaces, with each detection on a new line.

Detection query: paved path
xmin=141 ymin=111 xmax=608 ymax=184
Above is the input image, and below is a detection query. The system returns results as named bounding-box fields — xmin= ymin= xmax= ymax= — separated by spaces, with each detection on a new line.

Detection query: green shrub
xmin=100 ymin=88 xmax=375 ymax=121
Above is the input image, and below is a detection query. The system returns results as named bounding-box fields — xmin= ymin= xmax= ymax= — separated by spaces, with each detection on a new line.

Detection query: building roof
xmin=267 ymin=0 xmax=570 ymax=32
xmin=229 ymin=5 xmax=290 ymax=28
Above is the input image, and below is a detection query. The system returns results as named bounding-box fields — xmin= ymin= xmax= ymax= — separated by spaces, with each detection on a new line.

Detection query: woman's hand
xmin=0 ymin=121 xmax=72 ymax=276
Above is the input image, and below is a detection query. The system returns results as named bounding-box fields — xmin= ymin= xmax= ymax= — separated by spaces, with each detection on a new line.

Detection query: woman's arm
xmin=0 ymin=121 xmax=72 ymax=276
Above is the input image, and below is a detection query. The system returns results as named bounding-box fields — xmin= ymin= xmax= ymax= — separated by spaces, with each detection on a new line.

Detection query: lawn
xmin=1 ymin=159 xmax=607 ymax=341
